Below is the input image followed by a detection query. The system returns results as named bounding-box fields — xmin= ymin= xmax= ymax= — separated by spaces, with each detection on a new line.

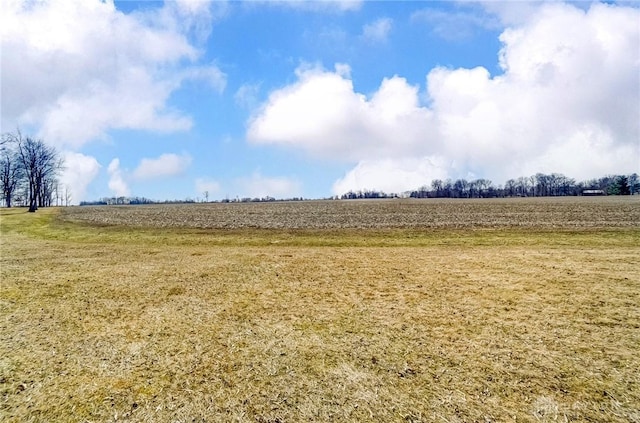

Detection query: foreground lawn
xmin=1 ymin=205 xmax=639 ymax=422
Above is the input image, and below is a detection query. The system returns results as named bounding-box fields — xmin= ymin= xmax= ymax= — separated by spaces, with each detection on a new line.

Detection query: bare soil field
xmin=61 ymin=196 xmax=640 ymax=230
xmin=1 ymin=197 xmax=639 ymax=422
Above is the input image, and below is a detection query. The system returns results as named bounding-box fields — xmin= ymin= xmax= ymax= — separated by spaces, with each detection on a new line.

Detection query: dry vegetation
xmin=1 ymin=197 xmax=639 ymax=422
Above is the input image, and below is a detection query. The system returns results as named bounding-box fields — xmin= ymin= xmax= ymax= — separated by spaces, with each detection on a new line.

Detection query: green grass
xmin=1 ymin=205 xmax=639 ymax=422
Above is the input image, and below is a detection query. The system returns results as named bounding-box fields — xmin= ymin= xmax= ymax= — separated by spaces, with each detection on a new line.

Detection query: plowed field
xmin=61 ymin=197 xmax=639 ymax=229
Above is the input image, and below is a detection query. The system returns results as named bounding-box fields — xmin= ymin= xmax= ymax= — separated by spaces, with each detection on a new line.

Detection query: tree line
xmin=340 ymin=173 xmax=639 ymax=200
xmin=79 ymin=196 xmax=307 ymax=206
xmin=1 ymin=131 xmax=65 ymax=211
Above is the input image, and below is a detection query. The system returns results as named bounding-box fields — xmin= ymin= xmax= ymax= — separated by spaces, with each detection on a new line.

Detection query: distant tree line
xmin=80 ymin=196 xmax=307 ymax=206
xmin=73 ymin=173 xmax=640 ymax=206
xmin=340 ymin=190 xmax=395 ymax=200
xmin=1 ymin=131 xmax=65 ymax=211
xmin=223 ymin=196 xmax=305 ymax=203
xmin=340 ymin=173 xmax=639 ymax=200
xmin=80 ymin=196 xmax=160 ymax=206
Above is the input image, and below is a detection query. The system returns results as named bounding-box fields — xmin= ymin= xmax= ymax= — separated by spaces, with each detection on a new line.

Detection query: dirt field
xmin=1 ymin=197 xmax=639 ymax=422
xmin=61 ymin=197 xmax=639 ymax=229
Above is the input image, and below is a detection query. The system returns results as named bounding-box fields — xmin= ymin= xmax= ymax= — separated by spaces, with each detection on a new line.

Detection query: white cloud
xmin=235 ymin=171 xmax=302 ymax=199
xmin=107 ymin=158 xmax=130 ymax=197
xmin=361 ymin=17 xmax=393 ymax=43
xmin=0 ymin=0 xmax=225 ymax=149
xmin=248 ymin=63 xmax=435 ymax=161
xmin=477 ymin=1 xmax=551 ymax=27
xmin=133 ymin=153 xmax=192 ymax=180
xmin=195 ymin=177 xmax=221 ymax=196
xmin=248 ymin=2 xmax=640 ymax=194
xmin=59 ymin=152 xmax=101 ymax=204
xmin=182 ymin=66 xmax=227 ymax=93
xmin=105 ymin=153 xmax=192 ymax=197
xmin=170 ymin=0 xmax=226 ymax=37
xmin=334 ymin=63 xmax=352 ymax=79
xmin=235 ymin=83 xmax=262 ymax=109
xmin=332 ymin=157 xmax=450 ymax=195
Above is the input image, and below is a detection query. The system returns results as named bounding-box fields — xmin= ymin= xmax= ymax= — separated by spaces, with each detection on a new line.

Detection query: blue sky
xmin=2 ymin=0 xmax=639 ymax=202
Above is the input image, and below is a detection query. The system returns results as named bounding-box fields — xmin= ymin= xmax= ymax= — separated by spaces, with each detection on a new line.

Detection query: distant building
xmin=582 ymin=189 xmax=605 ymax=196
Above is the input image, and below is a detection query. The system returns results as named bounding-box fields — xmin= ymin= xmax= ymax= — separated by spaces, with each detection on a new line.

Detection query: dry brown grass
xmin=1 ymin=198 xmax=639 ymax=422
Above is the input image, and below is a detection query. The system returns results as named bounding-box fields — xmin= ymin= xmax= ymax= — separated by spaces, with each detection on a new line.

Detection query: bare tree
xmin=504 ymin=179 xmax=517 ymax=197
xmin=475 ymin=179 xmax=492 ymax=197
xmin=453 ymin=179 xmax=469 ymax=198
xmin=6 ymin=130 xmax=63 ymax=212
xmin=64 ymin=185 xmax=72 ymax=206
xmin=431 ymin=179 xmax=443 ymax=197
xmin=629 ymin=173 xmax=639 ymax=195
xmin=0 ymin=138 xmax=23 ymax=207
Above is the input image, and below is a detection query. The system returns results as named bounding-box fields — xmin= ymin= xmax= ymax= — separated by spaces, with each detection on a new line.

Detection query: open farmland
xmin=61 ymin=196 xmax=639 ymax=230
xmin=1 ymin=197 xmax=639 ymax=422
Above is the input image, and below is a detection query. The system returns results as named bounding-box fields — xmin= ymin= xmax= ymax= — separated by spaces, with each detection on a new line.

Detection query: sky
xmin=1 ymin=0 xmax=639 ymax=202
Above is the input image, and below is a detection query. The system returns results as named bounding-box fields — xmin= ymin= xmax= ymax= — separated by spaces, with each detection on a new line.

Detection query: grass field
xmin=1 ymin=197 xmax=639 ymax=422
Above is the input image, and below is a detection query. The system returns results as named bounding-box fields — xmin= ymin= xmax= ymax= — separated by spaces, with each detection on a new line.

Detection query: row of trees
xmin=79 ymin=195 xmax=308 ymax=206
xmin=340 ymin=173 xmax=639 ymax=200
xmin=1 ymin=131 xmax=65 ymax=212
xmin=80 ymin=196 xmax=158 ymax=206
xmin=412 ymin=173 xmax=639 ymax=198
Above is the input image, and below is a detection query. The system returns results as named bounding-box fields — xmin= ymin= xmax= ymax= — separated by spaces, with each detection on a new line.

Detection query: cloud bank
xmin=235 ymin=171 xmax=302 ymax=199
xmin=106 ymin=152 xmax=192 ymax=198
xmin=248 ymin=2 xmax=639 ymax=195
xmin=59 ymin=152 xmax=101 ymax=204
xmin=107 ymin=159 xmax=130 ymax=197
xmin=133 ymin=153 xmax=192 ymax=180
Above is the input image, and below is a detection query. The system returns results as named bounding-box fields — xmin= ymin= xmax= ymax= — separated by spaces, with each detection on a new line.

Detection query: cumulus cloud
xmin=248 ymin=63 xmax=434 ymax=161
xmin=1 ymin=0 xmax=225 ymax=148
xmin=133 ymin=153 xmax=192 ymax=180
xmin=235 ymin=171 xmax=302 ymax=199
xmin=107 ymin=158 xmax=130 ymax=197
xmin=361 ymin=17 xmax=393 ymax=43
xmin=248 ymin=2 xmax=640 ymax=194
xmin=332 ymin=157 xmax=450 ymax=195
xmin=59 ymin=152 xmax=101 ymax=204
